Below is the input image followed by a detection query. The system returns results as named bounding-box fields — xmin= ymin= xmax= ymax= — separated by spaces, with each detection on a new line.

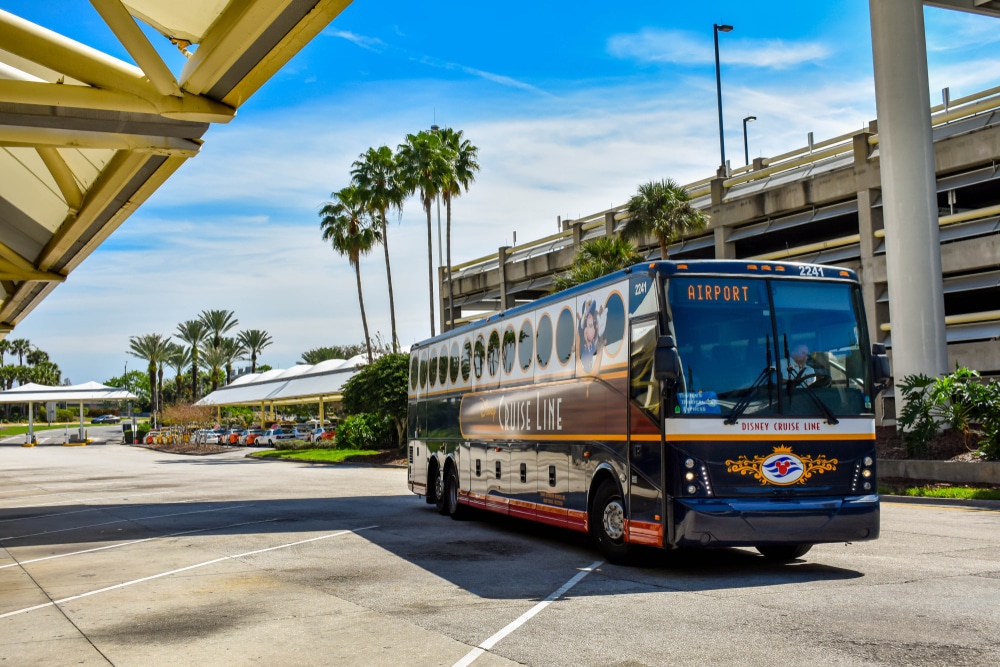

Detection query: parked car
xmin=258 ymin=428 xmax=294 ymax=447
xmin=225 ymin=429 xmax=242 ymax=445
xmin=292 ymin=426 xmax=312 ymax=441
xmin=317 ymin=426 xmax=337 ymax=442
xmin=307 ymin=427 xmax=326 ymax=442
xmin=194 ymin=429 xmax=220 ymax=445
xmin=242 ymin=428 xmax=263 ymax=446
xmin=91 ymin=414 xmax=121 ymax=424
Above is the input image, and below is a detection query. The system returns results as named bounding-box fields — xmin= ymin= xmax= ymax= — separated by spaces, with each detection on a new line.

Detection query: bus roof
xmin=415 ymin=259 xmax=859 ymax=349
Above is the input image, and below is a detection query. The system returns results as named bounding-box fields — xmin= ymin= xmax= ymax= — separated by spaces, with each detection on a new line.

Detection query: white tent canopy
xmin=0 ymin=381 xmax=137 ymax=403
xmin=196 ymin=357 xmax=368 ymax=425
xmin=0 ymin=381 xmax=138 ymax=443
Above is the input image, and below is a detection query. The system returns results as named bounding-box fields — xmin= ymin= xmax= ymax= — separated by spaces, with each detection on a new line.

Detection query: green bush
xmin=335 ymin=413 xmax=393 ymax=450
xmin=897 ymin=367 xmax=1000 ymax=460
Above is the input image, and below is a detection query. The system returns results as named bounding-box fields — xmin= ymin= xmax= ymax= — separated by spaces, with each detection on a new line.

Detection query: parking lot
xmin=2 ymin=436 xmax=1000 ymax=666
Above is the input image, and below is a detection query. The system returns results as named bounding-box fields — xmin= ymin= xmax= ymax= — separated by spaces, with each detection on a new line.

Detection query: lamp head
xmin=744 ymin=116 xmax=757 ymax=123
xmin=715 ymin=24 xmax=733 ymax=32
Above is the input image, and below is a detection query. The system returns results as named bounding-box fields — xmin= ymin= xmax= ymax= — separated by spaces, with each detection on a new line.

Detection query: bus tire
xmin=426 ymin=460 xmax=439 ymax=506
xmin=444 ymin=466 xmax=468 ymax=521
xmin=590 ymin=479 xmax=633 ymax=563
xmin=756 ymin=544 xmax=812 ymax=561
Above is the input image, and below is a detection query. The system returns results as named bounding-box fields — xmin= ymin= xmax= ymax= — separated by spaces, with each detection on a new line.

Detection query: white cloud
xmin=607 ymin=29 xmax=832 ymax=69
xmin=925 ymin=7 xmax=1000 ymax=52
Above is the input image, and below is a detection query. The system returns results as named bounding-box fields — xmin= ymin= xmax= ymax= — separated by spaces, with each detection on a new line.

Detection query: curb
xmin=881 ymin=494 xmax=1000 ymax=510
xmin=244 ymin=452 xmax=406 ymax=468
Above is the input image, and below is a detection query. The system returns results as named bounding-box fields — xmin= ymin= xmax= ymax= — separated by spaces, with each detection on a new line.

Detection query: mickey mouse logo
xmin=761 ymin=447 xmax=804 ymax=485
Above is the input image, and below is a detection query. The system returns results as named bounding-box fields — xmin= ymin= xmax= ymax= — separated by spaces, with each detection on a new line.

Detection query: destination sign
xmin=670 ymin=278 xmax=764 ymax=306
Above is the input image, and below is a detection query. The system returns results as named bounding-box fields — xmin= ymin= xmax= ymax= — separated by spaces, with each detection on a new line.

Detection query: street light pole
xmin=713 ymin=23 xmax=733 ymax=172
xmin=743 ymin=115 xmax=756 ymax=166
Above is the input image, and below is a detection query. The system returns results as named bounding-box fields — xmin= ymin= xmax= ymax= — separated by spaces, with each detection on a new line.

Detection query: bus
xmin=407 ymin=260 xmax=890 ymax=562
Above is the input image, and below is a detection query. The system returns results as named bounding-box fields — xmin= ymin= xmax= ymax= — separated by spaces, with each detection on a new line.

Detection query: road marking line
xmin=883 ymin=502 xmax=999 ymax=513
xmin=0 ymin=525 xmax=378 ymax=619
xmin=2 ymin=490 xmax=175 ymax=509
xmin=0 ymin=485 xmax=139 ymax=500
xmin=0 ymin=518 xmax=277 ymax=569
xmin=0 ymin=497 xmax=216 ymax=524
xmin=451 ymin=560 xmax=603 ymax=667
xmin=0 ymin=504 xmax=255 ymax=541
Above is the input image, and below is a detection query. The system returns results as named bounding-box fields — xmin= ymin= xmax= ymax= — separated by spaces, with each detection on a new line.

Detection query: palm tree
xmin=438 ymin=128 xmax=479 ymax=331
xmin=26 ymin=348 xmax=49 ymax=367
xmin=552 ymin=237 xmax=644 ymax=291
xmin=620 ymin=178 xmax=707 ymax=259
xmin=175 ymin=320 xmax=207 ymax=401
xmin=0 ymin=339 xmax=10 ymax=366
xmin=200 ymin=309 xmax=239 ymax=350
xmin=219 ymin=337 xmax=247 ymax=385
xmin=351 ymin=145 xmax=406 ymax=351
xmin=320 ymin=184 xmax=380 ymax=363
xmin=201 ymin=342 xmax=227 ymax=394
xmin=128 ymin=334 xmax=171 ymax=418
xmin=300 ymin=344 xmax=364 ymax=365
xmin=397 ymin=130 xmax=455 ymax=338
xmin=167 ymin=343 xmax=191 ymax=404
xmin=9 ymin=338 xmax=31 ymax=366
xmin=237 ymin=329 xmax=273 ymax=373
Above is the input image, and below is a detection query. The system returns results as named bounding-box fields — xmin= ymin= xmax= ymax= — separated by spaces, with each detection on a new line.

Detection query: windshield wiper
xmin=795 ymin=380 xmax=839 ymax=425
xmin=725 ymin=370 xmax=776 ymax=426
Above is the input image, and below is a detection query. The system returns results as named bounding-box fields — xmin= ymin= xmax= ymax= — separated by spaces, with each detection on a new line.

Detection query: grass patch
xmin=879 ymin=483 xmax=1000 ymax=501
xmin=0 ymin=423 xmax=98 ymax=436
xmin=250 ymin=448 xmax=380 ymax=463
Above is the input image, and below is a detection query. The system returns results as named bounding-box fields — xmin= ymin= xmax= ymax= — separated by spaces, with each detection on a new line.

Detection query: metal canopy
xmin=0 ymin=1 xmax=351 ymax=333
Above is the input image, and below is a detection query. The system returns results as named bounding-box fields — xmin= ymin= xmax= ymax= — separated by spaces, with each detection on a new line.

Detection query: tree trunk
xmin=190 ymin=349 xmax=199 ymax=401
xmin=425 ymin=197 xmax=435 ymax=337
xmin=355 ymin=262 xmax=373 ymax=363
xmin=446 ymin=196 xmax=454 ymax=332
xmin=380 ymin=212 xmax=399 ymax=352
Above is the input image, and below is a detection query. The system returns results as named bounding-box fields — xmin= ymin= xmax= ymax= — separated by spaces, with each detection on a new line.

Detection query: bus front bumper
xmin=672 ymin=494 xmax=880 ymax=547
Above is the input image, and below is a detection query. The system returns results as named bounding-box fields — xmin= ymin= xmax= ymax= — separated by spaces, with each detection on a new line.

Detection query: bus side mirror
xmin=654 ymin=336 xmax=681 ymax=383
xmin=871 ymin=343 xmax=890 ymax=387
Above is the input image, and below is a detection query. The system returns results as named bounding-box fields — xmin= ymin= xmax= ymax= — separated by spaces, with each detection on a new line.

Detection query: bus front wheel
xmin=591 ymin=480 xmax=633 ymax=563
xmin=756 ymin=544 xmax=812 ymax=561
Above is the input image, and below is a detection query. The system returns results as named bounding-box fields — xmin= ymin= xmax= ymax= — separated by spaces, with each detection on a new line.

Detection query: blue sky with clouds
xmin=4 ymin=1 xmax=999 ymax=384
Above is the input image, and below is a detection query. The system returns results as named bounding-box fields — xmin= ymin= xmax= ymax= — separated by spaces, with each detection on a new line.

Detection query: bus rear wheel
xmin=756 ymin=544 xmax=812 ymax=561
xmin=591 ymin=480 xmax=633 ymax=563
xmin=444 ymin=466 xmax=468 ymax=520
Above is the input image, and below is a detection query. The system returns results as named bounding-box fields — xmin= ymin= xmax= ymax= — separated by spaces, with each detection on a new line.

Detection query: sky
xmin=3 ymin=1 xmax=1000 ymax=385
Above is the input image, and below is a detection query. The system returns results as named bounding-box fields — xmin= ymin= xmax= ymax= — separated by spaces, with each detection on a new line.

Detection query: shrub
xmin=335 ymin=413 xmax=393 ymax=450
xmin=897 ymin=367 xmax=1000 ymax=460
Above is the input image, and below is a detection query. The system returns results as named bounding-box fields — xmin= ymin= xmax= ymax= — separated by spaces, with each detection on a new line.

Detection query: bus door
xmin=627 ymin=316 xmax=666 ymax=530
xmin=485 ymin=442 xmax=510 ymax=514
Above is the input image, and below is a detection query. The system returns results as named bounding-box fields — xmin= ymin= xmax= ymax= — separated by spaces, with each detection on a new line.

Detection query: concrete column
xmin=498 ymin=246 xmax=513 ymax=311
xmin=571 ymin=222 xmax=584 ymax=251
xmin=713 ymin=225 xmax=735 ymax=259
xmin=869 ymin=0 xmax=948 ymax=413
xmin=604 ymin=211 xmax=616 ymax=238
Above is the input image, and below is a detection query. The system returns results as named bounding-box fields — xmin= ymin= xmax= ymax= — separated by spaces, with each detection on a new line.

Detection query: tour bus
xmin=407 ymin=260 xmax=890 ymax=562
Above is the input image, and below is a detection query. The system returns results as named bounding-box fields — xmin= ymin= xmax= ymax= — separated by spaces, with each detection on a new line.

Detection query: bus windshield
xmin=666 ymin=276 xmax=872 ymax=419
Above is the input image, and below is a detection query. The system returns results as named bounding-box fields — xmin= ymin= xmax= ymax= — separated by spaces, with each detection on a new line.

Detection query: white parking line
xmin=0 ymin=504 xmax=255 ymax=541
xmin=0 ymin=525 xmax=379 ymax=620
xmin=0 ymin=497 xmax=216 ymax=524
xmin=3 ymin=490 xmax=175 ymax=509
xmin=451 ymin=560 xmax=603 ymax=667
xmin=0 ymin=486 xmax=138 ymax=500
xmin=0 ymin=518 xmax=279 ymax=569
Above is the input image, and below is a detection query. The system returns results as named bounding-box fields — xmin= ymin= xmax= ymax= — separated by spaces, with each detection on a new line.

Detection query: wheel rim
xmin=435 ymin=474 xmax=444 ymax=502
xmin=602 ymin=498 xmax=626 ymax=541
